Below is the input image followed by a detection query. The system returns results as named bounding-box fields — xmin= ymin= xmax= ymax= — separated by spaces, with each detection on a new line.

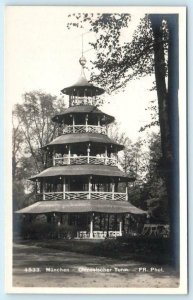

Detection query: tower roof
xmin=61 ymin=56 xmax=105 ymax=96
xmin=15 ymin=200 xmax=146 ymax=215
xmin=29 ymin=165 xmax=133 ymax=182
xmin=43 ymin=133 xmax=124 ymax=151
xmin=52 ymin=105 xmax=114 ymax=124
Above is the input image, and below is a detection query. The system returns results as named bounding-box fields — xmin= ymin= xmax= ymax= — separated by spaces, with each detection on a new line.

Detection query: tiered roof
xmin=30 ymin=165 xmax=133 ymax=181
xmin=16 ymin=200 xmax=145 ymax=214
xmin=52 ymin=105 xmax=114 ymax=124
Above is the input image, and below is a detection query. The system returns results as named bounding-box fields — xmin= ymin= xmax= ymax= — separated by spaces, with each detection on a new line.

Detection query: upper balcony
xmin=63 ymin=124 xmax=107 ymax=135
xmin=69 ymin=96 xmax=99 ymax=107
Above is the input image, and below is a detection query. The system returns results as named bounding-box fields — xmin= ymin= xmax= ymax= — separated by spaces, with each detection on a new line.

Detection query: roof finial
xmin=79 ymin=33 xmax=87 ymax=68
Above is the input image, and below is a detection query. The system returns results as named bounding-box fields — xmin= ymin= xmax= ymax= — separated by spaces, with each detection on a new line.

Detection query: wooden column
xmin=90 ymin=213 xmax=94 ymax=238
xmin=68 ymin=146 xmax=71 ymax=164
xmin=85 ymin=114 xmax=88 ymax=132
xmin=87 ymin=144 xmax=90 ymax=163
xmin=88 ymin=176 xmax=92 ymax=199
xmin=126 ymin=182 xmax=128 ymax=201
xmin=72 ymin=115 xmax=75 ymax=133
xmin=63 ymin=177 xmax=66 ymax=200
xmin=52 ymin=148 xmax=56 ymax=166
xmin=97 ymin=116 xmax=100 ymax=127
xmin=112 ymin=181 xmax=115 ymax=200
xmin=119 ymin=219 xmax=123 ymax=236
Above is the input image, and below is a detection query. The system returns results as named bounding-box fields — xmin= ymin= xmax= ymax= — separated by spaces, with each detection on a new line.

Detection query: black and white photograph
xmin=5 ymin=6 xmax=187 ymax=293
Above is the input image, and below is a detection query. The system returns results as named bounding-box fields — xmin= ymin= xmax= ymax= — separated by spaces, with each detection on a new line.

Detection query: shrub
xmin=18 ymin=221 xmax=78 ymax=240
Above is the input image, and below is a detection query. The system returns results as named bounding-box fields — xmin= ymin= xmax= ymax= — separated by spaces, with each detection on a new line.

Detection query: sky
xmin=5 ymin=6 xmax=158 ymax=142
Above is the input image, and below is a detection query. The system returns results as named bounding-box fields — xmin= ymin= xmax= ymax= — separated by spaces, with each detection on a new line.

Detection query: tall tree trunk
xmin=166 ymin=15 xmax=179 ymax=269
xmin=149 ymin=14 xmax=179 ymax=268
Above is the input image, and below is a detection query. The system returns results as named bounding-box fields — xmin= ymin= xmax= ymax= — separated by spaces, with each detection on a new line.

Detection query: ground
xmin=13 ymin=241 xmax=179 ymax=288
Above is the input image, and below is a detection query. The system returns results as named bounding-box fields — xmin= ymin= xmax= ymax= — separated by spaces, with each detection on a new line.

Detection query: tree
xmin=13 ymin=91 xmax=65 ymax=173
xmin=67 ymin=13 xmax=179 ymax=266
xmin=144 ymin=133 xmax=169 ymax=223
xmin=108 ymin=122 xmax=150 ymax=210
xmin=12 ymin=90 xmax=65 ymax=208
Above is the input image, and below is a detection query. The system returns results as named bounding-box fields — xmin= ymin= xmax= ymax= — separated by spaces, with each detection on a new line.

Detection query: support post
xmin=112 ymin=181 xmax=115 ymax=200
xmin=63 ymin=177 xmax=66 ymax=200
xmin=72 ymin=115 xmax=75 ymax=133
xmin=90 ymin=213 xmax=94 ymax=238
xmin=87 ymin=144 xmax=90 ymax=163
xmin=68 ymin=146 xmax=71 ymax=164
xmin=97 ymin=116 xmax=100 ymax=127
xmin=119 ymin=220 xmax=123 ymax=236
xmin=88 ymin=176 xmax=92 ymax=199
xmin=52 ymin=149 xmax=56 ymax=166
xmin=85 ymin=115 xmax=88 ymax=132
xmin=126 ymin=183 xmax=128 ymax=201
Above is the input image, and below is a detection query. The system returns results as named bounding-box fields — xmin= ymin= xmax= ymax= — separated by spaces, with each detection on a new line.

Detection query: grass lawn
xmin=15 ymin=236 xmax=172 ymax=265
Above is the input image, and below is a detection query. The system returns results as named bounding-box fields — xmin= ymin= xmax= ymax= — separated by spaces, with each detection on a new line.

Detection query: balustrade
xmin=63 ymin=125 xmax=107 ymax=135
xmin=53 ymin=155 xmax=117 ymax=167
xmin=69 ymin=96 xmax=99 ymax=107
xmin=77 ymin=231 xmax=122 ymax=239
xmin=40 ymin=191 xmax=127 ymax=201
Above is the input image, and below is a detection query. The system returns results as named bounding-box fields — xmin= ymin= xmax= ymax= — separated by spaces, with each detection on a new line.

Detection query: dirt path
xmin=13 ymin=242 xmax=179 ymax=288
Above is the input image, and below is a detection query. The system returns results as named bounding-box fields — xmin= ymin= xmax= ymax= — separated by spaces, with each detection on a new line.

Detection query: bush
xmin=19 ymin=221 xmax=78 ymax=240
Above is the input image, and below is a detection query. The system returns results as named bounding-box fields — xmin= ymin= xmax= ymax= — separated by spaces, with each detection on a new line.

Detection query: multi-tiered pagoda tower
xmin=17 ymin=56 xmax=145 ymax=239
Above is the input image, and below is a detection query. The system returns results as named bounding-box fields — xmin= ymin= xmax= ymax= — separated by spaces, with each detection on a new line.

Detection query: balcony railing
xmin=69 ymin=96 xmax=99 ymax=107
xmin=39 ymin=191 xmax=128 ymax=201
xmin=77 ymin=231 xmax=122 ymax=239
xmin=54 ymin=155 xmax=117 ymax=167
xmin=63 ymin=125 xmax=107 ymax=135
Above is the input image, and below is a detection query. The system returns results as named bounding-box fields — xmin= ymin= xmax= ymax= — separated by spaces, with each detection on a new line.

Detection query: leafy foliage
xmin=67 ymin=14 xmax=168 ymax=93
xmin=12 ymin=91 xmax=65 ymax=208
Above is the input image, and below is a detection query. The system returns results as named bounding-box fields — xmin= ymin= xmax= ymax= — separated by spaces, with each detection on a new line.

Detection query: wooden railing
xmin=69 ymin=96 xmax=98 ymax=107
xmin=77 ymin=231 xmax=122 ymax=239
xmin=63 ymin=125 xmax=107 ymax=135
xmin=54 ymin=155 xmax=117 ymax=167
xmin=44 ymin=192 xmax=63 ymax=201
xmin=40 ymin=191 xmax=127 ymax=201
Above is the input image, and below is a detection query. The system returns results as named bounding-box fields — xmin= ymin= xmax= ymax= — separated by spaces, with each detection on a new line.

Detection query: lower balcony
xmin=36 ymin=191 xmax=128 ymax=201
